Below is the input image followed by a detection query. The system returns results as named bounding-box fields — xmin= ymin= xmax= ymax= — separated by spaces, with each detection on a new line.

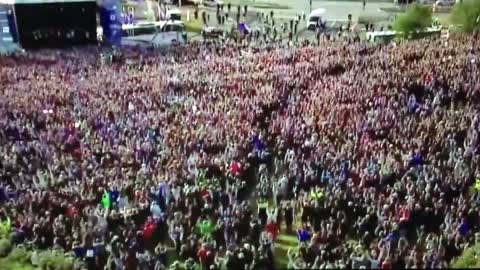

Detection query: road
xmin=254 ymin=0 xmax=396 ymax=23
xmin=183 ymin=0 xmax=453 ymax=43
xmin=183 ymin=0 xmax=397 ymax=41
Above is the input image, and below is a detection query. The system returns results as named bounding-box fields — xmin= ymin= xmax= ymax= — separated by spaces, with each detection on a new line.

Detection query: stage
xmin=0 ymin=0 xmax=97 ymax=48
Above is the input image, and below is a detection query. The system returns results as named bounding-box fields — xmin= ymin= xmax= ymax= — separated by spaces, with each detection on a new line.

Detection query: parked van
xmin=166 ymin=8 xmax=181 ymax=21
xmin=306 ymin=8 xmax=326 ymax=31
xmin=97 ymin=20 xmax=185 ymax=45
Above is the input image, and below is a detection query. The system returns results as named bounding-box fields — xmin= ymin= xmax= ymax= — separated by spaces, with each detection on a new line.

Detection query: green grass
xmin=184 ymin=19 xmax=204 ymax=33
xmin=435 ymin=14 xmax=451 ymax=26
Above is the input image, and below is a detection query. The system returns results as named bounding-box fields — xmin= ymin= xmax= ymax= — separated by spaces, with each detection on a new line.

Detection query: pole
xmin=10 ymin=5 xmax=21 ymax=46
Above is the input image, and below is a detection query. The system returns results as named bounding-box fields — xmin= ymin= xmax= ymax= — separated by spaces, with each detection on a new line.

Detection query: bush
xmin=38 ymin=250 xmax=75 ymax=270
xmin=451 ymin=0 xmax=480 ymax=33
xmin=393 ymin=4 xmax=433 ymax=38
xmin=452 ymin=244 xmax=480 ymax=268
xmin=0 ymin=238 xmax=78 ymax=270
xmin=0 ymin=239 xmax=12 ymax=257
xmin=0 ymin=260 xmax=35 ymax=270
xmin=6 ymin=247 xmax=31 ymax=264
xmin=0 ymin=243 xmax=35 ymax=270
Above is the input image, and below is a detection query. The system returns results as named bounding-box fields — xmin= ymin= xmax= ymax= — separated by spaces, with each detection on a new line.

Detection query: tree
xmin=452 ymin=243 xmax=480 ymax=268
xmin=393 ymin=4 xmax=433 ymax=38
xmin=451 ymin=0 xmax=480 ymax=33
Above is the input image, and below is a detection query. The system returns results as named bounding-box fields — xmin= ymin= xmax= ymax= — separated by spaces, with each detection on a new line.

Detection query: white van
xmin=435 ymin=0 xmax=456 ymax=6
xmin=151 ymin=20 xmax=186 ymax=46
xmin=366 ymin=30 xmax=397 ymax=43
xmin=307 ymin=8 xmax=326 ymax=31
xmin=166 ymin=8 xmax=181 ymax=21
xmin=202 ymin=0 xmax=224 ymax=7
xmin=97 ymin=20 xmax=186 ymax=45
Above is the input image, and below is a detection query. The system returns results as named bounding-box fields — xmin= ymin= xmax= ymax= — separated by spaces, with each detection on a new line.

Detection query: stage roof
xmin=0 ymin=0 xmax=95 ymax=4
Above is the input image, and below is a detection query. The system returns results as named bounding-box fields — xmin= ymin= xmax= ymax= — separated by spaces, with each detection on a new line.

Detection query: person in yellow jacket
xmin=310 ymin=186 xmax=324 ymax=201
xmin=475 ymin=178 xmax=480 ymax=192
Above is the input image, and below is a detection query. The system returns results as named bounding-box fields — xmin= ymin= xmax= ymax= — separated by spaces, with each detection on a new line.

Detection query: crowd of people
xmin=0 ymin=34 xmax=479 ymax=270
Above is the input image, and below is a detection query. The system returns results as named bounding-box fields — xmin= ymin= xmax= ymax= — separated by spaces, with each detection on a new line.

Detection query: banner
xmin=98 ymin=0 xmax=122 ymax=45
xmin=0 ymin=4 xmax=17 ymax=44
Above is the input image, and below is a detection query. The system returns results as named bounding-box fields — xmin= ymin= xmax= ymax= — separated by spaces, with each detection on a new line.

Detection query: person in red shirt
xmin=230 ymin=161 xmax=242 ymax=176
xmin=381 ymin=256 xmax=392 ymax=269
xmin=143 ymin=217 xmax=156 ymax=241
xmin=399 ymin=205 xmax=411 ymax=224
xmin=197 ymin=243 xmax=212 ymax=269
xmin=266 ymin=221 xmax=279 ymax=241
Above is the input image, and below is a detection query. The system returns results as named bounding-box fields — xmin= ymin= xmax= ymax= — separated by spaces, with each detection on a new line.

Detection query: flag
xmin=199 ymin=220 xmax=212 ymax=237
xmin=0 ymin=217 xmax=11 ymax=237
xmin=101 ymin=191 xmax=111 ymax=209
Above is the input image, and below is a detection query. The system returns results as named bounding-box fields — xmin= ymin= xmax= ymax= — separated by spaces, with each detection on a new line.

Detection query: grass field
xmin=185 ymin=19 xmax=204 ymax=33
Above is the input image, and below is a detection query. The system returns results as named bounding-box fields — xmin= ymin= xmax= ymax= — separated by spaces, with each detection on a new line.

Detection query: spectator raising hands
xmin=0 ymin=35 xmax=479 ymax=270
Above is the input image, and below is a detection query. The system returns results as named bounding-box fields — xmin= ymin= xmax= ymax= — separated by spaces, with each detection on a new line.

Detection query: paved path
xmin=183 ymin=0 xmax=398 ymax=41
xmin=226 ymin=0 xmax=396 ymax=23
xmin=179 ymin=0 xmax=398 ymax=42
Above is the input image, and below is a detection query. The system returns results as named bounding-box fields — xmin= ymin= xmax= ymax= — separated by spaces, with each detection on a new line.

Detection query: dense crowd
xmin=0 ymin=35 xmax=479 ymax=270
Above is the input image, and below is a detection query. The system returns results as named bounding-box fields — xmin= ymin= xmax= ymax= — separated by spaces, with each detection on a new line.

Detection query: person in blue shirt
xmin=459 ymin=218 xmax=470 ymax=236
xmin=72 ymin=241 xmax=85 ymax=258
xmin=252 ymin=134 xmax=265 ymax=154
xmin=0 ymin=186 xmax=6 ymax=202
xmin=409 ymin=152 xmax=423 ymax=167
xmin=408 ymin=94 xmax=417 ymax=114
xmin=297 ymin=225 xmax=311 ymax=243
xmin=110 ymin=186 xmax=120 ymax=205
